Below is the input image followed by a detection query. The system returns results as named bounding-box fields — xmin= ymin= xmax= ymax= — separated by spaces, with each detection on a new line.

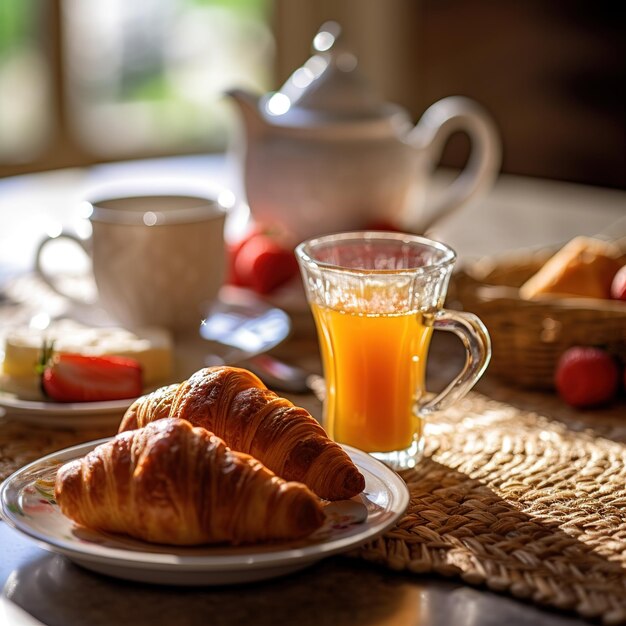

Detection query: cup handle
xmin=407 ymin=96 xmax=501 ymax=234
xmin=34 ymin=232 xmax=92 ymax=304
xmin=419 ymin=308 xmax=491 ymax=416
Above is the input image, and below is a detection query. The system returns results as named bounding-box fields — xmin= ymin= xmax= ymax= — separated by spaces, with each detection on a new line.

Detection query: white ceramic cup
xmin=35 ymin=194 xmax=228 ymax=334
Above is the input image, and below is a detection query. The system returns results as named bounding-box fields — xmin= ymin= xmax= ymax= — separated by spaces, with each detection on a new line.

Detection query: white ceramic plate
xmin=0 ymin=440 xmax=409 ymax=586
xmin=0 ymin=288 xmax=291 ymax=429
xmin=0 ymin=393 xmax=134 ymax=428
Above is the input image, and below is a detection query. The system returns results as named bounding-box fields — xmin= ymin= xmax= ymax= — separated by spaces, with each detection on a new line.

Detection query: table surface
xmin=1 ymin=155 xmax=625 ymax=626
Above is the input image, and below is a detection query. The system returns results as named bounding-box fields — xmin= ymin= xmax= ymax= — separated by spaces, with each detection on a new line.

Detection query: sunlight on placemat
xmin=2 ymin=394 xmax=626 ymax=624
xmin=353 ymin=394 xmax=626 ymax=625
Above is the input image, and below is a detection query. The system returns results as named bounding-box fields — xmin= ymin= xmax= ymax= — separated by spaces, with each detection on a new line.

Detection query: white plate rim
xmin=0 ymin=393 xmax=135 ymax=428
xmin=0 ymin=393 xmax=135 ymax=416
xmin=0 ymin=439 xmax=409 ymax=575
xmin=0 ymin=290 xmax=291 ymax=426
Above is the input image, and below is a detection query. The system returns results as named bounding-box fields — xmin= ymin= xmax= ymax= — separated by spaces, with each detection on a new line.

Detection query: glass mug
xmin=296 ymin=231 xmax=491 ymax=470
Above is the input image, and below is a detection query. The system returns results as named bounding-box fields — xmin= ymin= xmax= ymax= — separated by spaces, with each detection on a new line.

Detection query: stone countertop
xmin=0 ymin=522 xmax=590 ymax=626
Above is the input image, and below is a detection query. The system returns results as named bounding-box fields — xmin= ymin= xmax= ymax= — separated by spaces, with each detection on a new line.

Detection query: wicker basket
xmin=451 ymin=248 xmax=626 ymax=390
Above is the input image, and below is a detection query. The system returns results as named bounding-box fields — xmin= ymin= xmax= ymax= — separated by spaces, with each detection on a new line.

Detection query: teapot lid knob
xmin=262 ymin=21 xmax=398 ymax=126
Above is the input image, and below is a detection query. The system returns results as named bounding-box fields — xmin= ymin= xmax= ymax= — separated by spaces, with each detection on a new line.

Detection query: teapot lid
xmin=260 ymin=22 xmax=401 ymax=127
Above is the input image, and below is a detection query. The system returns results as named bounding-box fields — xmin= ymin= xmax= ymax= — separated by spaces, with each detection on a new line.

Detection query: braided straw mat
xmin=1 ymin=392 xmax=626 ymax=624
xmin=352 ymin=393 xmax=626 ymax=625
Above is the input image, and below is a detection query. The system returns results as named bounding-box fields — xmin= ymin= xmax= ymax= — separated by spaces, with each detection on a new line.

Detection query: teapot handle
xmin=407 ymin=96 xmax=501 ymax=234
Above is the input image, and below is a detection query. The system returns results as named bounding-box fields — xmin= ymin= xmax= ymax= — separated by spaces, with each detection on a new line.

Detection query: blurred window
xmin=0 ymin=0 xmax=53 ymax=164
xmin=2 ymin=1 xmax=623 ymax=188
xmin=63 ymin=0 xmax=273 ymax=157
xmin=0 ymin=0 xmax=273 ymax=176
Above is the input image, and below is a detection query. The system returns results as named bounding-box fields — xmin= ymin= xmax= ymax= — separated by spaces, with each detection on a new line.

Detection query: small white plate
xmin=0 ymin=287 xmax=291 ymax=429
xmin=0 ymin=393 xmax=134 ymax=428
xmin=0 ymin=441 xmax=409 ymax=586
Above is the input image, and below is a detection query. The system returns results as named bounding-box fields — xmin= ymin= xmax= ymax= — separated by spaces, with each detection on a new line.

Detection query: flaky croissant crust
xmin=119 ymin=366 xmax=365 ymax=501
xmin=55 ymin=418 xmax=325 ymax=545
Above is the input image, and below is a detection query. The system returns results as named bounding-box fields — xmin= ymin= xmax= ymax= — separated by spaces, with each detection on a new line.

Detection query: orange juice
xmin=312 ymin=302 xmax=432 ymax=453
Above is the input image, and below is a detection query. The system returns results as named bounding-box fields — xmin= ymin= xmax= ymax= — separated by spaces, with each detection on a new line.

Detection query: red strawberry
xmin=610 ymin=265 xmax=626 ymax=301
xmin=42 ymin=354 xmax=143 ymax=402
xmin=226 ymin=225 xmax=263 ymax=286
xmin=554 ymin=346 xmax=619 ymax=408
xmin=234 ymin=233 xmax=299 ymax=294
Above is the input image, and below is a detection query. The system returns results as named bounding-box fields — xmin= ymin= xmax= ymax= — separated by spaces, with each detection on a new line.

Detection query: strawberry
xmin=226 ymin=225 xmax=263 ymax=286
xmin=41 ymin=353 xmax=143 ymax=403
xmin=554 ymin=346 xmax=620 ymax=408
xmin=233 ymin=232 xmax=299 ymax=294
xmin=610 ymin=265 xmax=626 ymax=301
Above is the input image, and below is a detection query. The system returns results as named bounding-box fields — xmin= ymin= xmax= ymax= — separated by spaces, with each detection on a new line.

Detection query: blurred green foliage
xmin=193 ymin=0 xmax=270 ymax=19
xmin=0 ymin=0 xmax=37 ymax=58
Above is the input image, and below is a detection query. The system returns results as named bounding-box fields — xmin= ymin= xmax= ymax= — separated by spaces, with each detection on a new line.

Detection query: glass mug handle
xmin=419 ymin=308 xmax=491 ymax=416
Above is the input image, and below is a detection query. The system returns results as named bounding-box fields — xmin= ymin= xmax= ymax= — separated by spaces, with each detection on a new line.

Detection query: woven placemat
xmin=0 ymin=419 xmax=115 ymax=483
xmin=353 ymin=393 xmax=626 ymax=625
xmin=1 ymin=393 xmax=625 ymax=624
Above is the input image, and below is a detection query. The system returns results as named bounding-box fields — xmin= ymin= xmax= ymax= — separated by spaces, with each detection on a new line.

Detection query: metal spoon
xmin=199 ymin=289 xmax=324 ymax=395
xmin=243 ymin=353 xmax=323 ymax=395
xmin=199 ymin=290 xmax=291 ymax=365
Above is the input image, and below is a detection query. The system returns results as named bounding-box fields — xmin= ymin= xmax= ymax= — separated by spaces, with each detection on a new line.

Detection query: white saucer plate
xmin=0 ymin=439 xmax=409 ymax=585
xmin=0 ymin=441 xmax=409 ymax=586
xmin=0 ymin=393 xmax=134 ymax=428
xmin=0 ymin=287 xmax=291 ymax=429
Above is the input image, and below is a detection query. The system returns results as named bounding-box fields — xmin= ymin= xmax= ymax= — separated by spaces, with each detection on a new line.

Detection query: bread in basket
xmin=451 ymin=237 xmax=626 ymax=390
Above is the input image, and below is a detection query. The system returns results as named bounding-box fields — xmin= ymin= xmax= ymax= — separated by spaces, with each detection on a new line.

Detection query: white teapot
xmin=227 ymin=22 xmax=501 ymax=242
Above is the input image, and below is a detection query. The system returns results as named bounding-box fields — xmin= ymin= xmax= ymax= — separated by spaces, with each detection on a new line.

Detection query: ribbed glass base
xmin=370 ymin=436 xmax=424 ymax=470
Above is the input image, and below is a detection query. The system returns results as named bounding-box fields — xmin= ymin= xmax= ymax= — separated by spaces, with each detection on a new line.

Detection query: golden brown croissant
xmin=55 ymin=418 xmax=325 ymax=545
xmin=119 ymin=366 xmax=365 ymax=501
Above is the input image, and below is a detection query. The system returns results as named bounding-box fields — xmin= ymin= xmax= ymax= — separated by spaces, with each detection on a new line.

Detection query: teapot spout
xmin=225 ymin=88 xmax=266 ymax=138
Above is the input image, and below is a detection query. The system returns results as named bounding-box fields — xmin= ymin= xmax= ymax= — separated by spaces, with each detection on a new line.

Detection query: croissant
xmin=119 ymin=366 xmax=365 ymax=501
xmin=55 ymin=418 xmax=325 ymax=545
